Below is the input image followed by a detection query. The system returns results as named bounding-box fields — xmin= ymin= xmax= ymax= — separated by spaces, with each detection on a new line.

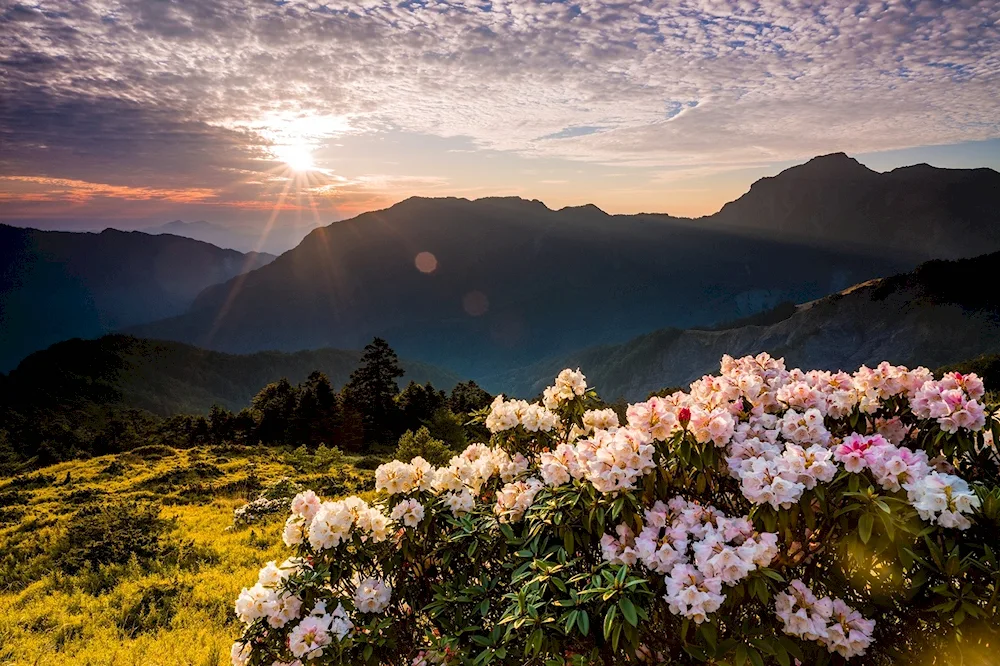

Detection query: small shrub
xmin=353 ymin=454 xmax=386 ymax=470
xmin=100 ymin=459 xmax=130 ymax=476
xmin=286 ymin=444 xmax=344 ymax=472
xmin=304 ymin=467 xmax=373 ymax=498
xmin=261 ymin=477 xmax=303 ymax=501
xmin=394 ymin=426 xmax=454 ymax=466
xmin=112 ymin=580 xmax=191 ymax=637
xmin=232 ymin=477 xmax=303 ymax=526
xmin=128 ymin=444 xmax=177 ymax=460
xmin=52 ymin=499 xmax=172 ymax=573
xmin=0 ymin=506 xmax=25 ymax=525
xmin=6 ymin=473 xmax=55 ymax=490
xmin=65 ymin=487 xmax=105 ymax=504
xmin=136 ymin=462 xmax=224 ymax=492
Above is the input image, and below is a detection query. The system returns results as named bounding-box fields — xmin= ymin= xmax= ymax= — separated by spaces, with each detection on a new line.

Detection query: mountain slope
xmin=497 ymin=252 xmax=1000 ymax=400
xmin=126 ymin=201 xmax=909 ymax=378
xmin=707 ymin=153 xmax=1000 ymax=258
xmin=0 ymin=226 xmax=275 ymax=371
xmin=145 ymin=219 xmax=318 ymax=255
xmin=3 ymin=335 xmax=461 ymax=417
xmin=124 ymin=155 xmax=999 ymax=378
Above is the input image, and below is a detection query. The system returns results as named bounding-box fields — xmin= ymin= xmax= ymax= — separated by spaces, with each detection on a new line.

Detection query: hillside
xmin=0 ymin=226 xmax=275 ymax=371
xmin=145 ymin=219 xmax=319 ymax=255
xmin=3 ymin=335 xmax=460 ymax=417
xmin=707 ymin=153 xmax=1000 ymax=258
xmin=496 ymin=251 xmax=1000 ymax=400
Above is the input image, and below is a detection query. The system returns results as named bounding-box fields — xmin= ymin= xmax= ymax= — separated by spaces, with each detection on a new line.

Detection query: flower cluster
xmin=353 ymin=576 xmax=392 ymax=614
xmin=542 ymin=368 xmax=588 ymax=409
xmin=390 ymin=498 xmax=425 ymax=528
xmin=905 ymin=471 xmax=982 ymax=529
xmin=233 ymin=496 xmax=291 ymax=526
xmin=494 ymin=477 xmax=544 ymax=523
xmin=235 ymin=558 xmax=306 ymax=627
xmin=486 ymin=395 xmax=558 ymax=433
xmin=288 ymin=602 xmax=354 ymax=660
xmin=910 ymin=372 xmax=987 ymax=433
xmin=281 ymin=491 xmax=390 ymax=551
xmin=776 ymin=580 xmax=875 ymax=658
xmin=603 ymin=497 xmax=778 ymax=624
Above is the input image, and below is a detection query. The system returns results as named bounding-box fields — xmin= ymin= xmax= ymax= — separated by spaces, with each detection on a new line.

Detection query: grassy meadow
xmin=0 ymin=444 xmax=377 ymax=665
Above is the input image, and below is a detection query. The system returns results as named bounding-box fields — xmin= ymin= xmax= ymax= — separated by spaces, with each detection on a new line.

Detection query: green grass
xmin=0 ymin=445 xmax=375 ymax=665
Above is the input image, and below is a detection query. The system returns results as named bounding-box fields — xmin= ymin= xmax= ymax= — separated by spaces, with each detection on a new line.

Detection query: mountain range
xmin=706 ymin=155 xmax=1000 ymax=259
xmin=4 ymin=153 xmax=999 ymax=388
xmin=0 ymin=226 xmax=274 ymax=371
xmin=497 ymin=251 xmax=1000 ymax=400
xmin=125 ymin=154 xmax=1000 ymax=379
xmin=143 ymin=219 xmax=320 ymax=255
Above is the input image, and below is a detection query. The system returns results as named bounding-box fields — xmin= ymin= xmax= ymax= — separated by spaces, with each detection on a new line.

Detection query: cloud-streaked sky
xmin=2 ymin=0 xmax=998 ymax=240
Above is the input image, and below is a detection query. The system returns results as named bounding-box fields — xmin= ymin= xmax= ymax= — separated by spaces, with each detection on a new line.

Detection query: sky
xmin=1 ymin=0 xmax=998 ymax=250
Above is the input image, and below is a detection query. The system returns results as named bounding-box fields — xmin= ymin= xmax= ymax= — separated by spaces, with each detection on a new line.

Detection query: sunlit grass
xmin=0 ymin=447 xmax=375 ymax=665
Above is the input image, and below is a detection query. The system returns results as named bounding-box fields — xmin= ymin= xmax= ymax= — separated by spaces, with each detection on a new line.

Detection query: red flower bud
xmin=678 ymin=407 xmax=691 ymax=427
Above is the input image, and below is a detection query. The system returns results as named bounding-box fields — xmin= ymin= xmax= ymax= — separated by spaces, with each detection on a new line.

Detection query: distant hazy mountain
xmin=126 ymin=155 xmax=1000 ymax=378
xmin=0 ymin=226 xmax=275 ymax=371
xmin=5 ymin=335 xmax=460 ymax=416
xmin=144 ymin=219 xmax=319 ymax=255
xmin=497 ymin=252 xmax=1000 ymax=400
xmin=706 ymin=153 xmax=1000 ymax=258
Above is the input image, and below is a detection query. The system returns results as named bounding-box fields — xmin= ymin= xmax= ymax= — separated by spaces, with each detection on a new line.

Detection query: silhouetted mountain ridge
xmin=708 ymin=153 xmax=1000 ymax=258
xmin=126 ymin=155 xmax=999 ymax=378
xmin=0 ymin=225 xmax=275 ymax=371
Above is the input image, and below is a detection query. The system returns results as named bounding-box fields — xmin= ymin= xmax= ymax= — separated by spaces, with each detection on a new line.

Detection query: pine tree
xmin=295 ymin=371 xmax=341 ymax=447
xmin=396 ymin=381 xmax=447 ymax=431
xmin=345 ymin=338 xmax=404 ymax=446
xmin=251 ymin=378 xmax=299 ymax=445
xmin=449 ymin=380 xmax=493 ymax=414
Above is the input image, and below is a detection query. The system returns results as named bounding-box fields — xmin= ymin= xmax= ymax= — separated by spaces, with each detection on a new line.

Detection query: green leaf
xmin=747 ymin=648 xmax=765 ymax=666
xmin=577 ymin=610 xmax=590 ymax=635
xmin=619 ymin=598 xmax=638 ymax=627
xmin=603 ymin=605 xmax=618 ymax=639
xmin=859 ymin=513 xmax=874 ymax=544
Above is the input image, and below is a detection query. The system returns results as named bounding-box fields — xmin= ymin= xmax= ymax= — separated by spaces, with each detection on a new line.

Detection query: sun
xmin=273 ymin=143 xmax=316 ymax=172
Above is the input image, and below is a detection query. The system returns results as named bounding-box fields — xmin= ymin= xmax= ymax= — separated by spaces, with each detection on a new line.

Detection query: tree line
xmin=0 ymin=338 xmax=493 ymax=469
xmin=163 ymin=338 xmax=492 ymax=452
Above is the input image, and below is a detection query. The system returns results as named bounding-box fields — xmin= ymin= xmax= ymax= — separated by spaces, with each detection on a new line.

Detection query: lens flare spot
xmin=463 ymin=290 xmax=489 ymax=317
xmin=415 ymin=252 xmax=438 ymax=273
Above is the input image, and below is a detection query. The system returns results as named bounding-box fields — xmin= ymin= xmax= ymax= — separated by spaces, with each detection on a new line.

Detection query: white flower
xmin=288 ymin=615 xmax=333 ymax=659
xmin=391 ymin=498 xmax=426 ymax=528
xmin=291 ymin=490 xmax=321 ymax=520
xmin=905 ymin=471 xmax=981 ymax=529
xmin=443 ymin=488 xmax=476 ymax=517
xmin=230 ymin=641 xmax=252 ymax=666
xmin=583 ymin=408 xmax=619 ymax=432
xmin=494 ymin=477 xmax=544 ymax=523
xmin=375 ymin=460 xmax=416 ymax=495
xmin=283 ymin=515 xmax=307 ymax=547
xmin=354 ymin=577 xmax=392 ymax=613
xmin=235 ymin=583 xmax=275 ymax=624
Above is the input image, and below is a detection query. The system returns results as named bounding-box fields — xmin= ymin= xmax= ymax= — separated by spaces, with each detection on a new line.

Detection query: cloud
xmin=0 ymin=0 xmax=997 ymax=213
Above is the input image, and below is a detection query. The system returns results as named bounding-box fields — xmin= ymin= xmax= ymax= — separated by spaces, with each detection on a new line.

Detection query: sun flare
xmin=274 ymin=143 xmax=316 ymax=172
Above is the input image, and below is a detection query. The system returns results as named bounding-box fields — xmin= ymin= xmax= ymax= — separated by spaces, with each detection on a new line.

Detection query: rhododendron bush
xmin=233 ymin=356 xmax=1000 ymax=666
